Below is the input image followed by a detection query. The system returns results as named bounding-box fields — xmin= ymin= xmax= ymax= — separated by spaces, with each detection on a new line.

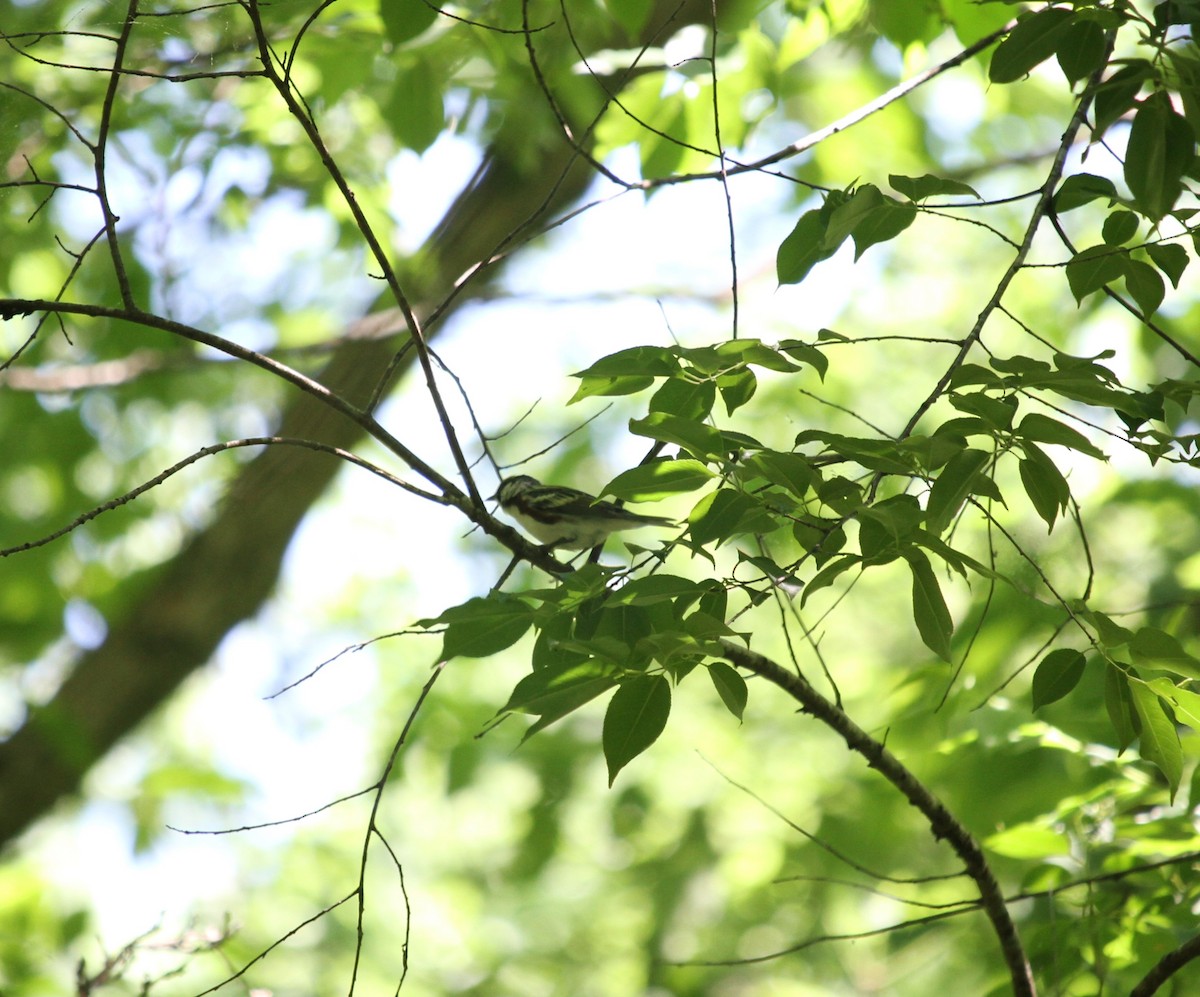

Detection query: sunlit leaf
xmin=604 ymin=460 xmax=714 ymax=500
xmin=889 ymin=173 xmax=981 ymax=202
xmin=1129 ymin=626 xmax=1200 ymax=679
xmin=1130 ymin=682 xmax=1182 ymax=799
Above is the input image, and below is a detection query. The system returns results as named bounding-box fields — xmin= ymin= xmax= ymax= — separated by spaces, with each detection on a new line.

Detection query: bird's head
xmin=492 ymin=475 xmax=541 ymax=505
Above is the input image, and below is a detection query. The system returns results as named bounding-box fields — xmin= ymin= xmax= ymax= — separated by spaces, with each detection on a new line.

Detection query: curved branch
xmin=718 ymin=639 xmax=1036 ymax=996
xmin=898 ymin=34 xmax=1113 ymax=440
xmin=1131 ymin=933 xmax=1200 ymax=997
xmin=244 ymin=0 xmax=481 ymax=506
xmin=0 ymin=436 xmax=436 ymax=558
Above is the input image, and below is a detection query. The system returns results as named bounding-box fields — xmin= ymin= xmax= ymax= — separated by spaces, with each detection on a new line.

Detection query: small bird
xmin=492 ymin=475 xmax=675 ymax=550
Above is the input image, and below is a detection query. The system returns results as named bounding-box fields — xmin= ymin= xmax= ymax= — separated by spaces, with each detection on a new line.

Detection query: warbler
xmin=492 ymin=475 xmax=675 ymax=550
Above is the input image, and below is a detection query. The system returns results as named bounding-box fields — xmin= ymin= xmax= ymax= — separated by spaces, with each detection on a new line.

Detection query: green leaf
xmin=603 ymin=675 xmax=671 ymax=786
xmin=641 ymin=101 xmax=687 ymax=178
xmin=1055 ymin=17 xmax=1108 ymax=85
xmin=716 ymin=367 xmax=757 ymax=415
xmin=905 ymin=549 xmax=954 ymax=661
xmin=380 ymin=0 xmax=439 ymax=45
xmin=1083 ymin=608 xmax=1135 ymax=649
xmin=1146 ymin=242 xmax=1189 ymax=287
xmin=1129 ymin=626 xmax=1200 ymax=679
xmin=1130 ymin=682 xmax=1183 ymax=799
xmin=1147 ymin=678 xmax=1200 ymax=730
xmin=1054 ymin=173 xmax=1117 ymax=212
xmin=1101 ymin=210 xmax=1139 ymax=246
xmin=795 ymin=430 xmax=917 ymax=473
xmin=687 ymin=488 xmax=776 ymax=544
xmin=777 ymin=339 xmax=829 ymax=379
xmin=889 ymin=173 xmax=980 ymax=202
xmin=431 ymin=595 xmax=535 ymax=660
xmin=604 ymin=459 xmax=714 ymax=500
xmin=568 ymin=374 xmax=655 ymax=403
xmin=650 ymin=376 xmax=716 ymax=421
xmin=989 ymin=7 xmax=1076 ymax=84
xmin=1105 ymin=664 xmax=1139 ymax=752
xmin=985 ymin=823 xmax=1071 ymax=859
xmin=503 ymin=660 xmax=615 ymax=717
xmin=1065 ymin=244 xmax=1127 ymax=302
xmin=777 ymin=208 xmax=839 ymax=285
xmin=708 ymin=661 xmax=748 ymax=721
xmin=605 ymin=0 xmax=652 ymax=36
xmin=1093 ymin=61 xmax=1151 ymax=138
xmin=800 ymin=553 xmax=860 ymax=605
xmin=1018 ymin=442 xmax=1070 ymax=531
xmin=1122 ymin=257 xmax=1165 ymax=317
xmin=629 ymin=412 xmax=725 ymax=458
xmin=609 ymin=575 xmax=705 ymax=606
xmin=573 ymin=346 xmax=680 ymax=379
xmin=743 ymin=451 xmax=816 ymax=498
xmin=823 ymin=184 xmax=916 ymax=259
xmin=386 ymin=62 xmax=444 ymax=153
xmin=1016 ymin=412 xmax=1106 ymax=459
xmin=1125 ymin=92 xmax=1196 ymax=221
xmin=1032 ymin=648 xmax=1087 ymax=709
xmin=926 ymin=447 xmax=991 ymax=537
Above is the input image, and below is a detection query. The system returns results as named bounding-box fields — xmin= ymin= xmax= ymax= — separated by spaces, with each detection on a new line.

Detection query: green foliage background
xmin=5 ymin=0 xmax=1200 ymax=994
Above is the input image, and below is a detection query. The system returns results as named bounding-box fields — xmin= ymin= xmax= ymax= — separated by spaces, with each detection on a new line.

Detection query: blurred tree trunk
xmin=0 ymin=131 xmax=594 ymax=849
xmin=0 ymin=0 xmax=719 ymax=849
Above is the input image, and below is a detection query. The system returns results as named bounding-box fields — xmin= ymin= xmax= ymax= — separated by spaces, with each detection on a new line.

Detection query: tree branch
xmin=718 ymin=639 xmax=1036 ymax=997
xmin=1131 ymin=933 xmax=1200 ymax=997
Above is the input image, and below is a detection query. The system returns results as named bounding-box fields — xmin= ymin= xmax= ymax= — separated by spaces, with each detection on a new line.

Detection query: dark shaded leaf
xmin=889 ymin=173 xmax=981 ymax=201
xmin=1032 ymin=648 xmax=1087 ymax=709
xmin=1065 ymin=244 xmax=1126 ymax=302
xmin=1100 ymin=209 xmax=1139 ymax=246
xmin=1125 ymin=92 xmax=1196 ymax=220
xmin=1016 ymin=412 xmax=1106 ymax=459
xmin=603 ymin=675 xmax=671 ymax=785
xmin=1146 ymin=242 xmax=1189 ymax=287
xmin=1055 ymin=17 xmax=1108 ymax=85
xmin=430 ymin=595 xmax=535 ymax=660
xmin=905 ymin=549 xmax=954 ymax=661
xmin=1104 ymin=663 xmax=1139 ymax=752
xmin=777 ymin=208 xmax=839 ymax=285
xmin=989 ymin=7 xmax=1076 ymax=84
xmin=926 ymin=447 xmax=991 ymax=537
xmin=1055 ymin=173 xmax=1117 ymax=212
xmin=708 ymin=661 xmax=748 ymax=721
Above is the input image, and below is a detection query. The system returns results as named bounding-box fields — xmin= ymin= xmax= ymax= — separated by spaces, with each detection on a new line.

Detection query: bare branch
xmin=718 ymin=639 xmax=1036 ymax=996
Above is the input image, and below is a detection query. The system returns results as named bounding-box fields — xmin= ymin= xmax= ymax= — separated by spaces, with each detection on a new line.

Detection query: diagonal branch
xmin=719 ymin=639 xmax=1036 ymax=996
xmin=1131 ymin=932 xmax=1200 ymax=996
